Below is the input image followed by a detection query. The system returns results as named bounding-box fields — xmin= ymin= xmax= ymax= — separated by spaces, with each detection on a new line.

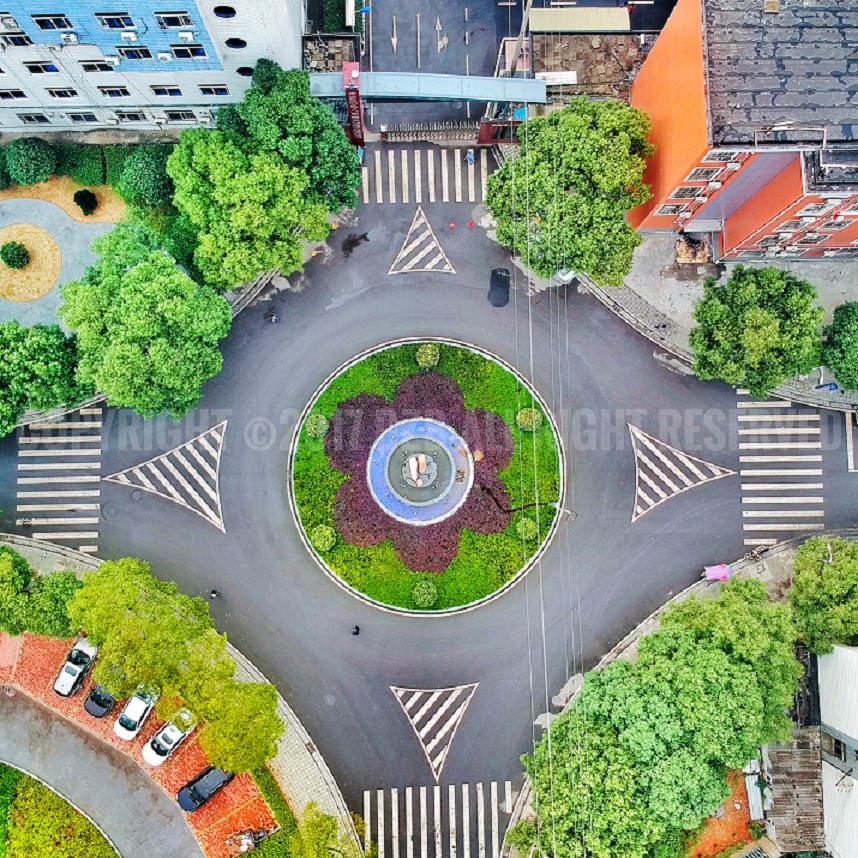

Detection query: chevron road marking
xmin=388 ymin=207 xmax=456 ymax=275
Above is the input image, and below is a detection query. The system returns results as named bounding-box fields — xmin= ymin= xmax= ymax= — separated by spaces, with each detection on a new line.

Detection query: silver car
xmin=53 ymin=637 xmax=98 ymax=697
xmin=113 ymin=687 xmax=158 ymax=741
xmin=142 ymin=710 xmax=195 ymax=766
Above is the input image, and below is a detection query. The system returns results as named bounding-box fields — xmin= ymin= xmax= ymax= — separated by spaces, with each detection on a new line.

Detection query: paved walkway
xmin=0 ymin=693 xmax=204 ymax=858
xmin=580 ymin=232 xmax=858 ymax=411
xmin=0 ymin=198 xmax=113 ymax=328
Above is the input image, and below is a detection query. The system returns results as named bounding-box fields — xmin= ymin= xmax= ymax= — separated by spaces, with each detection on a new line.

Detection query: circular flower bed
xmin=291 ymin=341 xmax=563 ymax=612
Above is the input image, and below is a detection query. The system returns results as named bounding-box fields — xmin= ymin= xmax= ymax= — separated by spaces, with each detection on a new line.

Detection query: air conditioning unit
xmin=707 ymin=181 xmax=722 ymax=189
xmin=120 ymin=30 xmax=138 ymax=42
xmin=726 ymin=162 xmax=741 ymax=171
xmin=823 ymin=250 xmax=838 ymax=257
xmin=60 ymin=32 xmax=78 ymax=44
xmin=198 ymin=109 xmax=212 ymax=119
xmin=678 ymin=212 xmax=692 ymax=219
xmin=801 ymin=216 xmax=816 ymax=223
xmin=178 ymin=30 xmax=195 ymax=42
xmin=105 ymin=117 xmax=119 ymax=125
xmin=103 ymin=55 xmax=120 ymax=65
xmin=0 ymin=15 xmax=19 ymax=31
xmin=765 ymin=250 xmax=779 ymax=257
xmin=786 ymin=245 xmax=801 ymax=252
xmin=778 ymin=233 xmax=792 ymax=239
xmin=694 ymin=196 xmax=708 ymax=203
xmin=157 ymin=52 xmax=172 ymax=62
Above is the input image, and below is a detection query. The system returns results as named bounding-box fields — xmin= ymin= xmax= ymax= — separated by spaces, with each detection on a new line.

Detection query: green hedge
xmin=251 ymin=766 xmax=297 ymax=857
xmin=0 ymin=764 xmax=21 ymax=858
xmin=292 ymin=343 xmax=561 ymax=610
xmin=55 ymin=144 xmax=105 ymax=186
xmin=104 ymin=145 xmax=135 ymax=187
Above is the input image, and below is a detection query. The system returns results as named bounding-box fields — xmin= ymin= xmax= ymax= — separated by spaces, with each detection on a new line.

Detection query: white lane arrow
xmin=391 ymin=15 xmax=397 ymax=52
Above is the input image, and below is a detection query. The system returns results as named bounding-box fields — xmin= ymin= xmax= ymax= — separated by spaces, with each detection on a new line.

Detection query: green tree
xmin=0 ymin=550 xmax=31 ymax=636
xmin=0 ymin=321 xmax=90 ymax=437
xmin=59 ymin=224 xmax=231 ymax=418
xmin=118 ymin=144 xmax=175 ymax=205
xmin=3 ymin=138 xmax=56 ymax=186
xmin=485 ymin=97 xmax=653 ymax=287
xmin=789 ymin=536 xmax=858 ymax=654
xmin=237 ymin=62 xmax=361 ymax=211
xmin=168 ymin=129 xmax=329 ymax=289
xmin=690 ymin=266 xmax=823 ymax=397
xmin=823 ymin=302 xmax=858 ymax=390
xmin=0 ymin=146 xmax=10 ymax=190
xmin=289 ymin=803 xmax=367 ymax=858
xmin=1 ymin=241 xmax=30 ymax=269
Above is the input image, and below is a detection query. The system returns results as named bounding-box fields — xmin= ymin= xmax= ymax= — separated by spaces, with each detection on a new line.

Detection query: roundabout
xmin=289 ymin=339 xmax=564 ymax=612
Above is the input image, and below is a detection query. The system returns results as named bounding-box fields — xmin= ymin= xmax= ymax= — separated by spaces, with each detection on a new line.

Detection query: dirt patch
xmin=0 ymin=175 xmax=126 ymax=223
xmin=0 ymin=223 xmax=62 ymax=302
xmin=687 ymin=770 xmax=752 ymax=858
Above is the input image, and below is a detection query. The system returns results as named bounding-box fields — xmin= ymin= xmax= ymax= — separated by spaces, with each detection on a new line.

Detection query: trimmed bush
xmin=0 ymin=147 xmax=10 ymax=191
xmin=0 ymin=241 xmax=29 ymax=269
xmin=412 ymin=579 xmax=438 ymax=609
xmin=516 ymin=517 xmax=539 ymax=542
xmin=823 ymin=301 xmax=858 ymax=391
xmin=516 ymin=407 xmax=543 ymax=432
xmin=305 ymin=412 xmax=330 ymax=439
xmin=4 ymin=138 xmax=56 ymax=186
xmin=73 ymin=189 xmax=98 ymax=216
xmin=104 ymin=144 xmax=135 ymax=186
xmin=118 ymin=144 xmax=174 ymax=205
xmin=416 ymin=342 xmax=441 ymax=369
xmin=310 ymin=524 xmax=337 ymax=552
xmin=55 ymin=143 xmax=105 ymax=186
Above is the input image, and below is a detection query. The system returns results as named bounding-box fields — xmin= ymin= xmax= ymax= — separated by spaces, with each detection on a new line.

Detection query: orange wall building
xmin=629 ymin=0 xmax=858 ymax=261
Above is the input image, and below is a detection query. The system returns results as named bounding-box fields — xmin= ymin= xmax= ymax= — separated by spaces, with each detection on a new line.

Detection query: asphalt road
xmin=0 ymin=200 xmax=855 ymax=849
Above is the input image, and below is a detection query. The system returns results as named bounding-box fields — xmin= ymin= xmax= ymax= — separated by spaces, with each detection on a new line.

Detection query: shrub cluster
xmin=304 ymin=412 xmax=330 ymax=439
xmin=416 ymin=342 xmax=441 ymax=369
xmin=412 ymin=579 xmax=438 ymax=609
xmin=310 ymin=524 xmax=337 ymax=552
xmin=73 ymin=189 xmax=98 ymax=217
xmin=516 ymin=407 xmax=543 ymax=432
xmin=516 ymin=517 xmax=539 ymax=541
xmin=4 ymin=138 xmax=56 ymax=186
xmin=0 ymin=241 xmax=29 ymax=269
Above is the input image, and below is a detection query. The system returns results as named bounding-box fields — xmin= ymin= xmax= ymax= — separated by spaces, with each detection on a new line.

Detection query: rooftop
xmin=704 ymin=0 xmax=858 ymax=145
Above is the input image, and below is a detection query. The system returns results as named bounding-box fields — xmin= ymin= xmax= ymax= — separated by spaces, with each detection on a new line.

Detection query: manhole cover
xmin=130 ymin=490 xmax=143 ymax=501
xmin=101 ymin=502 xmax=119 ymax=520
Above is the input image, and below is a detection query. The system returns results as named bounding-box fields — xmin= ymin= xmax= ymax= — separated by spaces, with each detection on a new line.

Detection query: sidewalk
xmin=581 ymin=232 xmax=858 ymax=411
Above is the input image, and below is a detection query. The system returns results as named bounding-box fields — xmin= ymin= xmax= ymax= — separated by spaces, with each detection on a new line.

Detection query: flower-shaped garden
xmin=290 ymin=341 xmax=563 ymax=611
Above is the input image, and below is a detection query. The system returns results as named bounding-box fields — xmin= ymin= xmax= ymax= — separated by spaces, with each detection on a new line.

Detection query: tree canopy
xmin=822 ymin=301 xmax=858 ymax=390
xmin=789 ymin=536 xmax=858 ymax=654
xmin=59 ymin=223 xmax=231 ymax=418
xmin=690 ymin=266 xmax=823 ymax=398
xmin=485 ymin=97 xmax=654 ymax=287
xmin=168 ymin=129 xmax=329 ymax=289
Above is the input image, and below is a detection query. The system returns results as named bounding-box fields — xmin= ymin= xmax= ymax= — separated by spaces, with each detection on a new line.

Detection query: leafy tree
xmin=789 ymin=536 xmax=858 ymax=654
xmin=0 ymin=321 xmax=90 ymax=437
xmin=168 ymin=128 xmax=329 ymax=289
xmin=1 ymin=241 xmax=30 ymax=269
xmin=690 ymin=267 xmax=823 ymax=397
xmin=660 ymin=577 xmax=801 ymax=741
xmin=289 ymin=803 xmax=367 ymax=858
xmin=0 ymin=550 xmax=31 ymax=636
xmin=524 ymin=709 xmax=672 ymax=858
xmin=118 ymin=144 xmax=175 ymax=205
xmin=73 ymin=189 xmax=98 ymax=216
xmin=823 ymin=302 xmax=858 ymax=390
xmin=485 ymin=97 xmax=653 ymax=287
xmin=237 ymin=62 xmax=361 ymax=211
xmin=59 ymin=223 xmax=231 ymax=417
xmin=3 ymin=138 xmax=56 ymax=186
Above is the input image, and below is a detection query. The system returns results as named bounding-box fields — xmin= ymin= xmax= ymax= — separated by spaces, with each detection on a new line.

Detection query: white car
xmin=53 ymin=637 xmax=98 ymax=697
xmin=113 ymin=687 xmax=158 ymax=741
xmin=142 ymin=710 xmax=195 ymax=766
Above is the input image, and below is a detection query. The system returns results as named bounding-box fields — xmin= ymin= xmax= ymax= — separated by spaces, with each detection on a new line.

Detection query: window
xmin=820 ymin=219 xmax=850 ymax=231
xmin=236 ymin=66 xmax=254 ymax=77
xmin=165 ymin=109 xmax=195 ymax=121
xmin=32 ymin=14 xmax=72 ymax=30
xmin=47 ymin=87 xmax=78 ymax=98
xmin=687 ymin=167 xmax=721 ymax=182
xmin=656 ymin=204 xmax=686 ymax=216
xmin=95 ymin=13 xmax=134 ymax=28
xmin=24 ymin=61 xmax=59 ymax=74
xmin=702 ymin=150 xmax=739 ymax=163
xmin=152 ymin=85 xmax=181 ymax=96
xmin=796 ymin=201 xmax=836 ymax=217
xmin=831 ymin=248 xmax=858 ymax=258
xmin=775 ymin=220 xmax=804 ymax=232
xmin=81 ymin=61 xmax=114 ymax=72
xmin=2 ymin=34 xmax=32 ymax=46
xmin=18 ymin=113 xmax=49 ymax=124
xmin=171 ymin=43 xmax=205 ymax=58
xmin=668 ymin=186 xmax=702 ymax=200
xmin=833 ymin=738 xmax=847 ymax=761
xmin=68 ymin=112 xmax=98 ymax=123
xmin=738 ymin=250 xmax=767 ymax=259
xmin=224 ymin=37 xmax=246 ymax=48
xmin=98 ymin=85 xmax=130 ymax=97
xmin=213 ymin=6 xmax=236 ymax=17
xmin=797 ymin=234 xmax=826 ymax=245
xmin=0 ymin=89 xmax=25 ymax=99
xmin=843 ymin=200 xmax=858 ymax=215
xmin=118 ymin=45 xmax=152 ymax=59
xmin=116 ymin=110 xmax=145 ymax=121
xmin=756 ymin=235 xmax=782 ymax=247
xmin=155 ymin=11 xmax=192 ymax=27
xmin=199 ymin=84 xmax=229 ymax=96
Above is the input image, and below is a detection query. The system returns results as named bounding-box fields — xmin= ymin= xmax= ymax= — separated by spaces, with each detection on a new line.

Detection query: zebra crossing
xmin=363 ymin=781 xmax=513 ymax=858
xmin=362 ymin=146 xmax=493 ymax=206
xmin=104 ymin=420 xmax=227 ymax=532
xmin=15 ymin=407 xmax=103 ymax=553
xmin=736 ymin=391 xmax=824 ymax=546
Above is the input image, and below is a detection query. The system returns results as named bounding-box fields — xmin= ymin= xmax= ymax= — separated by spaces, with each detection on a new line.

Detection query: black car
xmin=488 ymin=268 xmax=511 ymax=307
xmin=177 ymin=767 xmax=235 ymax=812
xmin=84 ymin=684 xmax=116 ymax=718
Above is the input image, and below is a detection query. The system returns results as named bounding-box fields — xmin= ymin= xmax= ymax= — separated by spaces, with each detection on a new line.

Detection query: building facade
xmin=0 ymin=0 xmax=306 ymax=132
xmin=629 ymin=0 xmax=858 ymax=262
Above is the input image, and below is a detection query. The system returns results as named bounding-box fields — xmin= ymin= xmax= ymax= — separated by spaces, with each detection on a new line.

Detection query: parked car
xmin=52 ymin=637 xmax=98 ymax=698
xmin=113 ymin=687 xmax=158 ymax=741
xmin=177 ymin=767 xmax=235 ymax=811
xmin=84 ymin=684 xmax=116 ymax=718
xmin=142 ymin=709 xmax=195 ymax=767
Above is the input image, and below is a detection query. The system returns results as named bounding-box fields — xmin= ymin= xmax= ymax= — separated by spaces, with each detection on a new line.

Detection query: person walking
xmin=209 ymin=589 xmax=221 ymax=600
xmin=352 ymin=625 xmax=360 ymax=636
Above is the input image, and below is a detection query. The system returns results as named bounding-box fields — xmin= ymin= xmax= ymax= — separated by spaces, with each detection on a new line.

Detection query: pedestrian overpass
xmin=309 ymin=72 xmax=546 ymax=103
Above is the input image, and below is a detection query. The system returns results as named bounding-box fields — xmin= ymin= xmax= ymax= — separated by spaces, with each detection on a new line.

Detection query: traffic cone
xmin=467 ymin=221 xmax=474 ymax=228
xmin=450 ymin=222 xmax=456 ymax=229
